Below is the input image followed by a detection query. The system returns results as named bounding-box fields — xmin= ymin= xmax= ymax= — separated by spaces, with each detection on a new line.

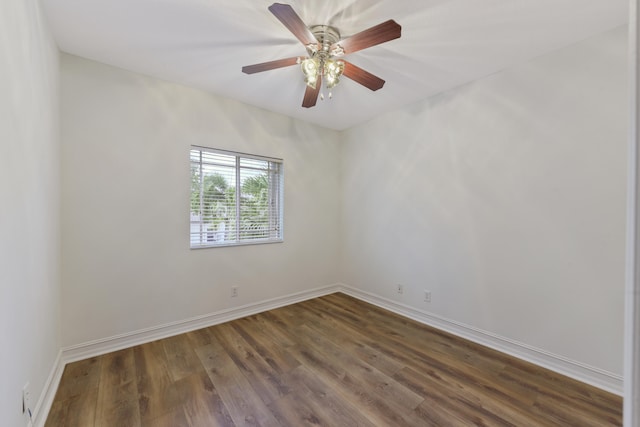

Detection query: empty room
xmin=2 ymin=0 xmax=638 ymax=426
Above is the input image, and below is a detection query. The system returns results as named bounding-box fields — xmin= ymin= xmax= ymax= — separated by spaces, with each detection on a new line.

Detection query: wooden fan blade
xmin=332 ymin=20 xmax=401 ymax=55
xmin=302 ymin=76 xmax=321 ymax=108
xmin=342 ymin=61 xmax=385 ymax=91
xmin=268 ymin=3 xmax=317 ymax=47
xmin=242 ymin=57 xmax=300 ymax=74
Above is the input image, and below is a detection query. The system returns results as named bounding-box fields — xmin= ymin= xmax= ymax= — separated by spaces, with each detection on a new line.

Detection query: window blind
xmin=190 ymin=146 xmax=283 ymax=248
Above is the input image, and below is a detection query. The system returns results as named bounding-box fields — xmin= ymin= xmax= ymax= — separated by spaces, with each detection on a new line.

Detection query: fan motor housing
xmin=309 ymin=25 xmax=341 ymax=47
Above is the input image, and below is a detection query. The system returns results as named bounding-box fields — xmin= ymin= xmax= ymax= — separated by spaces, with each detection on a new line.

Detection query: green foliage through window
xmin=190 ymin=147 xmax=283 ymax=248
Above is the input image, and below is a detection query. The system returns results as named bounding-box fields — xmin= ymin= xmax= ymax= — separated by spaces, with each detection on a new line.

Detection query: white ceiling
xmin=42 ymin=0 xmax=628 ymax=130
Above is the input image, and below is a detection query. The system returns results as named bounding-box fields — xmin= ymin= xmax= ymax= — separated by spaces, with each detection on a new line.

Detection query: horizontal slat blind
xmin=190 ymin=147 xmax=283 ymax=248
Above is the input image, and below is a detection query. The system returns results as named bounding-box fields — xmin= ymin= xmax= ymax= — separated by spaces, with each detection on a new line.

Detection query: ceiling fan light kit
xmin=302 ymin=25 xmax=344 ymax=91
xmin=241 ymin=3 xmax=401 ymax=108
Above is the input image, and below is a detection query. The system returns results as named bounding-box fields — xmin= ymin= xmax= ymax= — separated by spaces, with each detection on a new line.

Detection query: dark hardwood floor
xmin=45 ymin=293 xmax=622 ymax=426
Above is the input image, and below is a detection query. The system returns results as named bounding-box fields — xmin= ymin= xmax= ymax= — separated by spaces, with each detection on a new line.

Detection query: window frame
xmin=190 ymin=146 xmax=284 ymax=249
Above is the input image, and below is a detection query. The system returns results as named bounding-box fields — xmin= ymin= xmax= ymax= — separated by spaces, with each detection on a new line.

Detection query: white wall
xmin=60 ymin=54 xmax=341 ymax=347
xmin=0 ymin=0 xmax=61 ymax=425
xmin=340 ymin=27 xmax=628 ymax=377
xmin=59 ymin=23 xmax=627 ymax=392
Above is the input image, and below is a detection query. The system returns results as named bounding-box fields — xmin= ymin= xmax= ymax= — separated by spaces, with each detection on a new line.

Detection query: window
xmin=190 ymin=146 xmax=283 ymax=248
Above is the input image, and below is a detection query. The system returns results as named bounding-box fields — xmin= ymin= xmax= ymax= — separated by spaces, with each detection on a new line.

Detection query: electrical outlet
xmin=397 ymin=284 xmax=403 ymax=294
xmin=424 ymin=290 xmax=431 ymax=302
xmin=231 ymin=286 xmax=238 ymax=298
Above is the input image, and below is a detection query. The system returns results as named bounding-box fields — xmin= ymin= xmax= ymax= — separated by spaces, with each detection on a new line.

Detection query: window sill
xmin=190 ymin=239 xmax=283 ymax=249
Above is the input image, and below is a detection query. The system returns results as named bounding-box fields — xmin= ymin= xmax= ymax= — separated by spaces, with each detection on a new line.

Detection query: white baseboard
xmin=62 ymin=283 xmax=341 ymax=364
xmin=32 ymin=350 xmax=64 ymax=427
xmin=33 ymin=284 xmax=340 ymax=426
xmin=338 ymin=284 xmax=623 ymax=396
xmin=36 ymin=281 xmax=622 ymax=426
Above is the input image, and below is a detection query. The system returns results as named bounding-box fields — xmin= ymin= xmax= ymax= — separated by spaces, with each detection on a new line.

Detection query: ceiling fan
xmin=242 ymin=3 xmax=402 ymax=108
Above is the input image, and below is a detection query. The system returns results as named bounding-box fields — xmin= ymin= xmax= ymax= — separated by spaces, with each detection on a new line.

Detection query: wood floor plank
xmin=500 ymin=362 xmax=622 ymax=415
xmin=353 ymin=316 xmax=540 ymax=409
xmin=252 ymin=311 xmax=298 ymax=348
xmin=95 ymin=348 xmax=140 ymax=427
xmin=161 ymin=333 xmax=203 ymax=382
xmin=230 ymin=318 xmax=301 ymax=375
xmin=95 ymin=379 xmax=140 ymax=427
xmin=195 ymin=340 xmax=280 ymax=427
xmin=45 ymin=293 xmax=623 ymax=426
xmin=298 ymin=305 xmax=406 ymax=377
xmin=266 ymin=390 xmax=328 ymax=427
xmin=283 ymin=365 xmax=377 ymax=427
xmin=53 ymin=356 xmax=102 ymax=402
xmin=532 ymin=393 xmax=620 ymax=427
xmin=297 ymin=323 xmax=425 ymax=412
xmin=414 ymin=398 xmax=473 ymax=426
xmin=140 ymin=404 xmax=189 ymax=427
xmin=134 ymin=340 xmax=181 ymax=422
xmin=185 ymin=326 xmax=216 ymax=348
xmin=211 ymin=323 xmax=292 ymax=405
xmin=45 ymin=385 xmax=99 ymax=427
xmin=283 ymin=326 xmax=429 ymax=425
xmin=179 ymin=371 xmax=236 ymax=427
xmin=44 ymin=357 xmax=102 ymax=427
xmin=394 ymin=365 xmax=543 ymax=427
